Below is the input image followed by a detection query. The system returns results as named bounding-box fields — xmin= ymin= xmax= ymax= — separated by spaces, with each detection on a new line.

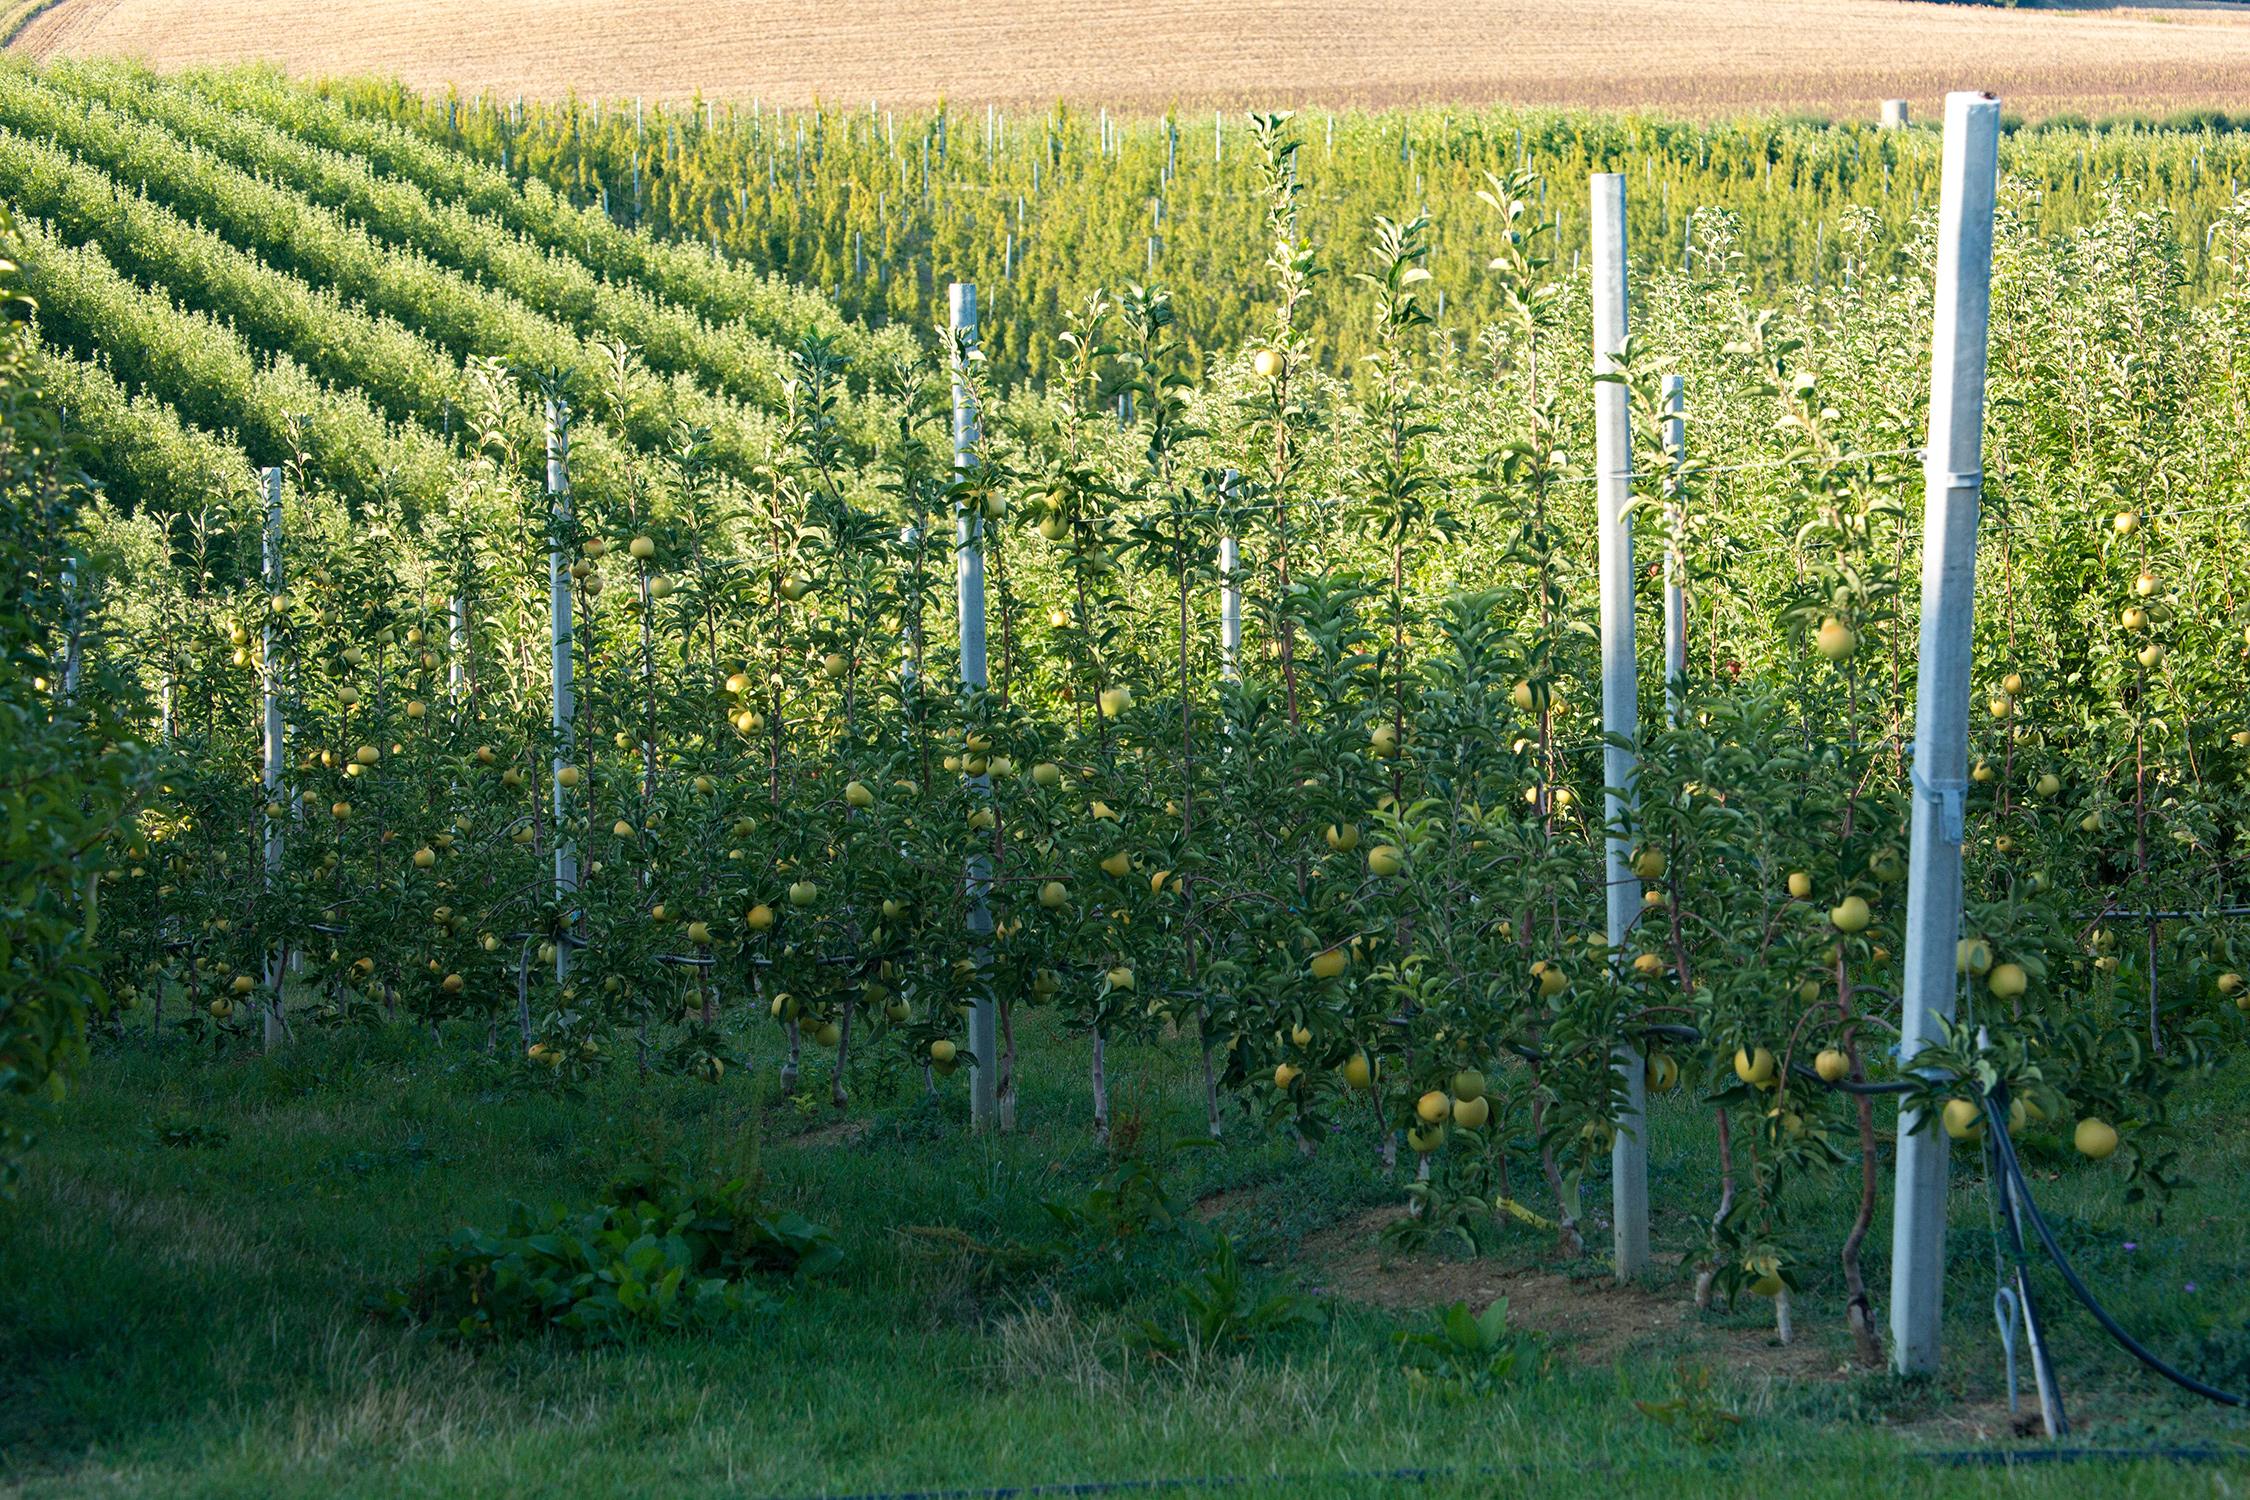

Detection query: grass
xmin=2 ymin=1008 xmax=2246 ymax=1498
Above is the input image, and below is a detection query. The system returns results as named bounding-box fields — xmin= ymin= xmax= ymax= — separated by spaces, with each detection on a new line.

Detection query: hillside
xmin=15 ymin=0 xmax=2250 ymax=117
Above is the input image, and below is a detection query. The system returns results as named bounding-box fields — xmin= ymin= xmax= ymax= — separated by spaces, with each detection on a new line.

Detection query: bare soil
xmin=15 ymin=0 xmax=2250 ymax=119
xmin=1299 ymin=1204 xmax=1846 ymax=1381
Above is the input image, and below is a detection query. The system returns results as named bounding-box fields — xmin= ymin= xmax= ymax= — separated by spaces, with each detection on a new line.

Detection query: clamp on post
xmin=1911 ymin=762 xmax=1968 ymax=844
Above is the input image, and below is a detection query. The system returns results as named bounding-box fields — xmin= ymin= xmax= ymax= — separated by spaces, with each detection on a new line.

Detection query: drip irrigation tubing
xmin=1983 ymin=1095 xmax=2249 ymax=1410
xmin=787 ymin=1445 xmax=2249 ymax=1500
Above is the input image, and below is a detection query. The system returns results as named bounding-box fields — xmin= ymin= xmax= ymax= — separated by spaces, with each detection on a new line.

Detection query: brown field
xmin=11 ymin=0 xmax=2250 ymax=118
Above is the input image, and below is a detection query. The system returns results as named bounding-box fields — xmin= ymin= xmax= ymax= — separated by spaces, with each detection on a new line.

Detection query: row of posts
xmin=240 ymin=91 xmax=1991 ymax=1379
xmin=935 ymin=90 xmax=1994 ymax=1379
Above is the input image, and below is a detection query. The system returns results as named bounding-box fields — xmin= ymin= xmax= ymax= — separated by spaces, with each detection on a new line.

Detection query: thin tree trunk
xmin=1200 ymin=1031 xmax=1222 ymax=1139
xmin=1695 ymin=1108 xmax=1737 ymax=1308
xmin=1843 ymin=1080 xmax=1884 ymax=1365
xmin=997 ymin=1000 xmax=1017 ymax=1131
xmin=1090 ymin=1026 xmax=1109 ymax=1143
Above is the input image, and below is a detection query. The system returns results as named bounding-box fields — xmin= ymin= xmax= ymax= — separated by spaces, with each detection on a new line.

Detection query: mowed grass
xmin=18 ymin=0 xmax=2250 ymax=117
xmin=3 ymin=1008 xmax=2247 ymax=1498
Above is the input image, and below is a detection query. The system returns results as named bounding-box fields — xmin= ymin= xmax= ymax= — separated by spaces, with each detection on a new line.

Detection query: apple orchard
xmin=19 ymin=83 xmax=2250 ymax=1382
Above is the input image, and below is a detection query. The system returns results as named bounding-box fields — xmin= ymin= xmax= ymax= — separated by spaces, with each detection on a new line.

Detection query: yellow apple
xmin=1943 ymin=1098 xmax=1984 ymax=1139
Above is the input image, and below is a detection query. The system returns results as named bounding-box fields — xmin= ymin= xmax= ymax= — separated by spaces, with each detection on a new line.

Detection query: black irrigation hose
xmin=1984 ymin=1099 xmax=2250 ymax=1409
xmin=1984 ymin=1092 xmax=2069 ymax=1435
xmin=793 ymin=1447 xmax=2249 ymax=1500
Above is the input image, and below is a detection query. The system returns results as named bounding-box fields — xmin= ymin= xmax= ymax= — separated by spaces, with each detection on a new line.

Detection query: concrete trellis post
xmin=448 ymin=585 xmax=468 ymax=707
xmin=1591 ymin=172 xmax=1649 ymax=1282
xmin=259 ymin=467 xmax=286 ymax=1050
xmin=1218 ymin=471 xmax=1242 ymax=683
xmin=1661 ymin=375 xmax=1688 ymax=728
xmin=1890 ymin=90 xmax=2003 ymax=1377
xmin=547 ymin=397 xmax=577 ymax=985
xmin=950 ymin=283 xmax=1000 ymax=1132
xmin=1881 ymin=99 xmax=1912 ymax=131
xmin=59 ymin=557 xmax=85 ymax=701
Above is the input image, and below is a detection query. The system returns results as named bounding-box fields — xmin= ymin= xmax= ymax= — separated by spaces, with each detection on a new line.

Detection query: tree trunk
xmin=1695 ymin=1108 xmax=1736 ymax=1309
xmin=1200 ymin=1026 xmax=1222 ymax=1139
xmin=997 ymin=1000 xmax=1017 ymax=1131
xmin=1089 ymin=1027 xmax=1110 ymax=1144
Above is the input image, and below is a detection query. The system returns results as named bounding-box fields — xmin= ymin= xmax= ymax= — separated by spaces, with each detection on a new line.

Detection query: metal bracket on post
xmin=1910 ymin=763 xmax=1968 ymax=845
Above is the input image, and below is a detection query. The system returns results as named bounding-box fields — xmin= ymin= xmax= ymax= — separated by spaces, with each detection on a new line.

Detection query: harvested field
xmin=12 ymin=0 xmax=2250 ymax=117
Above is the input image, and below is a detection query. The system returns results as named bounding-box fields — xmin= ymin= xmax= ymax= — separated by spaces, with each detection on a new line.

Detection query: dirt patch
xmin=1192 ymin=1185 xmax=1266 ymax=1222
xmin=1897 ymin=1396 xmax=2063 ymax=1444
xmin=780 ymin=1117 xmax=867 ymax=1151
xmin=1298 ymin=1205 xmax=1847 ymax=1382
